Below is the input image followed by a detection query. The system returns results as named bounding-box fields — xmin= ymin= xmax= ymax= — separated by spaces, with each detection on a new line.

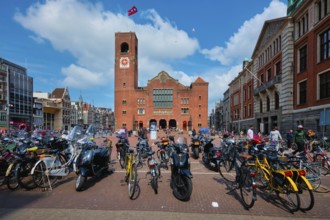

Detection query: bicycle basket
xmin=265 ymin=150 xmax=278 ymax=162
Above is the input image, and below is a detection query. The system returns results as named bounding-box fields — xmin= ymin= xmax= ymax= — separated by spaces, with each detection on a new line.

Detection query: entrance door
xmin=182 ymin=121 xmax=187 ymax=131
xmin=159 ymin=119 xmax=167 ymax=129
xmin=149 ymin=119 xmax=157 ymax=130
xmin=169 ymin=119 xmax=177 ymax=129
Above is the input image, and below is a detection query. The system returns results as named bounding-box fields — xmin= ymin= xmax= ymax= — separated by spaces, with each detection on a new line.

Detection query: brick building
xmin=229 ymin=61 xmax=254 ymax=133
xmin=114 ymin=32 xmax=208 ymax=131
xmin=291 ymin=0 xmax=330 ymax=134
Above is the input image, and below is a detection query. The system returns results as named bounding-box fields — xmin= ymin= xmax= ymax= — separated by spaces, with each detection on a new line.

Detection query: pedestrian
xmin=192 ymin=128 xmax=196 ymax=137
xmin=269 ymin=126 xmax=283 ymax=151
xmin=247 ymin=125 xmax=254 ymax=140
xmin=292 ymin=125 xmax=306 ymax=155
xmin=286 ymin=129 xmax=294 ymax=149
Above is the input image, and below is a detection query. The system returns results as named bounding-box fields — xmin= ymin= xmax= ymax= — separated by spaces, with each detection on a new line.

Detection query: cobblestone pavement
xmin=1 ymin=132 xmax=330 ymax=220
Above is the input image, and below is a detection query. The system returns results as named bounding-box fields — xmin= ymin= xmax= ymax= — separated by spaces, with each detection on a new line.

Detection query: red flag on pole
xmin=128 ymin=6 xmax=138 ymax=16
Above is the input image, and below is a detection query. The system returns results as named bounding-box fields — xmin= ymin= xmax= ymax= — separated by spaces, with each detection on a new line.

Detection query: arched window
xmin=120 ymin=42 xmax=129 ymax=53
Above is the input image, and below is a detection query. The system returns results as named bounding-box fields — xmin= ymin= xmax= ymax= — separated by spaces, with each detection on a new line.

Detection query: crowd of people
xmin=242 ymin=124 xmax=320 ymax=154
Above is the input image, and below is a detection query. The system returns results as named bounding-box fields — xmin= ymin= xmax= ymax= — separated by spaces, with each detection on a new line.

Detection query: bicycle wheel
xmin=276 ymin=177 xmax=300 ymax=213
xmin=314 ymin=155 xmax=330 ymax=176
xmin=239 ymin=166 xmax=256 ymax=209
xmin=291 ymin=143 xmax=298 ymax=151
xmin=119 ymin=152 xmax=125 ymax=169
xmin=33 ymin=161 xmax=48 ymax=188
xmin=0 ymin=162 xmax=9 ymax=186
xmin=6 ymin=164 xmax=19 ymax=190
xmin=219 ymin=159 xmax=236 ymax=183
xmin=128 ymin=163 xmax=138 ymax=199
xmin=296 ymin=176 xmax=314 ymax=211
xmin=305 ymin=165 xmax=321 ymax=191
xmin=16 ymin=160 xmax=37 ymax=190
xmin=252 ymin=166 xmax=269 ymax=190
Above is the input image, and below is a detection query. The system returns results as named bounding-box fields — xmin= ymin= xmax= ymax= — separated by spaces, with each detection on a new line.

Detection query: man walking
xmin=269 ymin=126 xmax=282 ymax=151
xmin=247 ymin=125 xmax=254 ymax=140
xmin=292 ymin=125 xmax=306 ymax=155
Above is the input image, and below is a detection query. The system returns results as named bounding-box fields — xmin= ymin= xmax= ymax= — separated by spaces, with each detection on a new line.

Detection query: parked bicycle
xmin=31 ymin=125 xmax=83 ymax=190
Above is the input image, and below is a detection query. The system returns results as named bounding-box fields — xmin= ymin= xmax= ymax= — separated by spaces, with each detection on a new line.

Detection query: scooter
xmin=202 ymin=138 xmax=222 ymax=171
xmin=169 ymin=136 xmax=193 ymax=201
xmin=75 ymin=137 xmax=111 ymax=191
xmin=190 ymin=136 xmax=201 ymax=159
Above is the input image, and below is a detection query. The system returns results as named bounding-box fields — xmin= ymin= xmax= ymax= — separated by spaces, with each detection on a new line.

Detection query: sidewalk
xmin=1 ymin=208 xmax=327 ymax=220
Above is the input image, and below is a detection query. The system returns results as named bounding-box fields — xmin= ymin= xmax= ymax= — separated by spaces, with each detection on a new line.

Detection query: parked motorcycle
xmin=146 ymin=150 xmax=161 ymax=194
xmin=168 ymin=136 xmax=192 ymax=201
xmin=75 ymin=125 xmax=111 ymax=191
xmin=155 ymin=137 xmax=171 ymax=169
xmin=202 ymin=138 xmax=222 ymax=171
xmin=136 ymin=137 xmax=151 ymax=159
xmin=190 ymin=136 xmax=201 ymax=159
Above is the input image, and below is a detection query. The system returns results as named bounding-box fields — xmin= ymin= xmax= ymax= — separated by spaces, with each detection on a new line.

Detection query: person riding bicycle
xmin=292 ymin=125 xmax=307 ymax=155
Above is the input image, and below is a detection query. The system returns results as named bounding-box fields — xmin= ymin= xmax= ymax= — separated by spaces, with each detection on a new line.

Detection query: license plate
xmin=194 ymin=142 xmax=199 ymax=145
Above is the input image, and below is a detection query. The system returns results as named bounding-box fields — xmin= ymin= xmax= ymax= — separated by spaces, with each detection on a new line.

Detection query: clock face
xmin=120 ymin=57 xmax=129 ymax=68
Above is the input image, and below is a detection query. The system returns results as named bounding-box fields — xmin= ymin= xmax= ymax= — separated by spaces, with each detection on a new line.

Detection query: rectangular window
xmin=299 ymin=45 xmax=307 ymax=72
xmin=122 ymin=110 xmax=126 ymax=115
xmin=299 ymin=81 xmax=307 ymax=104
xmin=267 ymin=69 xmax=271 ymax=81
xmin=275 ymin=61 xmax=281 ymax=75
xmin=181 ymin=108 xmax=189 ymax=114
xmin=153 ymin=89 xmax=173 ymax=108
xmin=137 ymin=108 xmax=145 ymax=115
xmin=320 ymin=71 xmax=330 ymax=99
xmin=320 ymin=28 xmax=330 ymax=62
xmin=122 ymin=123 xmax=126 ymax=128
xmin=233 ymin=93 xmax=239 ymax=105
xmin=122 ymin=100 xmax=127 ymax=105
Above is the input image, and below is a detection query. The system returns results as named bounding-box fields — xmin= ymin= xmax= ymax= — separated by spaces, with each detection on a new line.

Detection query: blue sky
xmin=0 ymin=0 xmax=287 ymax=113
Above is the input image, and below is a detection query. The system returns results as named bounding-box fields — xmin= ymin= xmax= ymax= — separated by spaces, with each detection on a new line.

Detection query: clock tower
xmin=114 ymin=32 xmax=138 ymax=129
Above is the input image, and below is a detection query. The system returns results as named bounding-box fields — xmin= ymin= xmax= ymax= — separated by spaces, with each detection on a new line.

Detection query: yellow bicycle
xmin=124 ymin=149 xmax=138 ymax=199
xmin=247 ymin=147 xmax=300 ymax=212
xmin=276 ymin=155 xmax=314 ymax=211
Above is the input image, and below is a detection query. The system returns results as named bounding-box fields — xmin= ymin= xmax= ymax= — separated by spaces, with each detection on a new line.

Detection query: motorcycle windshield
xmin=85 ymin=124 xmax=96 ymax=137
xmin=66 ymin=125 xmax=83 ymax=142
xmin=176 ymin=137 xmax=187 ymax=145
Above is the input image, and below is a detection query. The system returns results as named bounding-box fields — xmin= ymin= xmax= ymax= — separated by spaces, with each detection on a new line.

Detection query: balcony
xmin=254 ymin=75 xmax=281 ymax=95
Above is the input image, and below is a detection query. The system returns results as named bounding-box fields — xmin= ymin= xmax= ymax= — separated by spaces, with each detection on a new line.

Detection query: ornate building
xmin=114 ymin=32 xmax=208 ymax=131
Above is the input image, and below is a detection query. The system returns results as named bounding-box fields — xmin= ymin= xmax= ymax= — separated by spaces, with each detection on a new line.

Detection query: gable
xmin=252 ymin=17 xmax=288 ymax=57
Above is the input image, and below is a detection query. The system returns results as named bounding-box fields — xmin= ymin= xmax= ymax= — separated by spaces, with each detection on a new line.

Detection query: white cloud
xmin=13 ymin=0 xmax=288 ymax=114
xmin=203 ymin=65 xmax=242 ymax=103
xmin=61 ymin=64 xmax=111 ymax=88
xmin=14 ymin=0 xmax=199 ymax=89
xmin=201 ymin=0 xmax=287 ymax=65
